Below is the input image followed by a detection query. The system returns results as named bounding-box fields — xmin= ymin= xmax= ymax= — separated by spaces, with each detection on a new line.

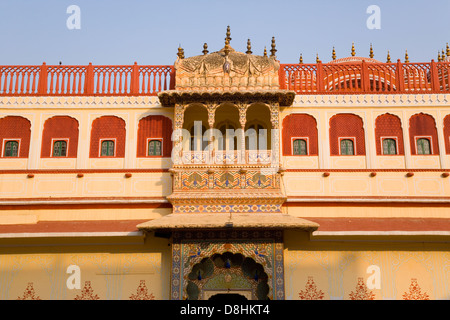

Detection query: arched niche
xmin=89 ymin=115 xmax=126 ymax=158
xmin=245 ymin=103 xmax=272 ymax=150
xmin=374 ymin=113 xmax=404 ymax=155
xmin=408 ymin=113 xmax=439 ymax=155
xmin=0 ymin=115 xmax=32 ymax=158
xmin=329 ymin=113 xmax=365 ymax=156
xmin=41 ymin=115 xmax=79 ymax=158
xmin=182 ymin=103 xmax=208 ymax=151
xmin=214 ymin=103 xmax=240 ymax=151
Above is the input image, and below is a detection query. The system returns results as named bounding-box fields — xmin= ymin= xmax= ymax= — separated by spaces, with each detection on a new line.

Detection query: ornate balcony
xmin=167 ymin=165 xmax=286 ymax=214
xmin=178 ymin=150 xmax=273 ymax=165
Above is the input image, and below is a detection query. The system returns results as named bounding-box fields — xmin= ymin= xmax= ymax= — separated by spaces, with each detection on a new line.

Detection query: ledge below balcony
xmin=136 ymin=212 xmax=319 ymax=232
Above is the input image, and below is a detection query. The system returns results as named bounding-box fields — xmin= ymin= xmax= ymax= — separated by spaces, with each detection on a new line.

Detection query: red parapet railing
xmin=0 ymin=62 xmax=175 ymax=96
xmin=2 ymin=60 xmax=450 ymax=96
xmin=279 ymin=59 xmax=450 ymax=94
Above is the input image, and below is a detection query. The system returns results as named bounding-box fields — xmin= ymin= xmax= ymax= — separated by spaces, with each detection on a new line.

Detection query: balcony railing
xmin=279 ymin=60 xmax=450 ymax=94
xmin=178 ymin=150 xmax=273 ymax=165
xmin=1 ymin=60 xmax=450 ymax=96
xmin=0 ymin=63 xmax=174 ymax=96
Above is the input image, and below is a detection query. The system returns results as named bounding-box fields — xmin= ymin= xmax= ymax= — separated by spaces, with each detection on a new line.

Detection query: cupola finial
xmin=225 ymin=25 xmax=231 ymax=43
xmin=246 ymin=39 xmax=252 ymax=54
xmin=177 ymin=45 xmax=184 ymax=59
xmin=224 ymin=39 xmax=230 ymax=56
xmin=270 ymin=37 xmax=277 ymax=58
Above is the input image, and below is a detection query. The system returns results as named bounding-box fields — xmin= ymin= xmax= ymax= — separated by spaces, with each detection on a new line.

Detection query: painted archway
xmin=186 ymin=252 xmax=270 ymax=300
xmin=170 ymin=230 xmax=285 ymax=300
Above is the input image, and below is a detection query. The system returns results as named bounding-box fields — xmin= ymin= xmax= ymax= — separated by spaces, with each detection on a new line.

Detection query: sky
xmin=0 ymin=0 xmax=449 ymax=66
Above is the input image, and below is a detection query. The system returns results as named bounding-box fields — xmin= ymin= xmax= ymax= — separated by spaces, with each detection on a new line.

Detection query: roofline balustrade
xmin=1 ymin=60 xmax=450 ymax=96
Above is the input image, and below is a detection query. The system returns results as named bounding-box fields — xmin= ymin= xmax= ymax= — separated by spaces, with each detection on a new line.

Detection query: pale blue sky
xmin=0 ymin=0 xmax=449 ymax=65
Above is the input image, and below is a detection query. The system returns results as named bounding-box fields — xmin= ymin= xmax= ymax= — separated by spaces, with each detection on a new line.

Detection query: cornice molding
xmin=1 ymin=93 xmax=449 ymax=109
xmin=0 ymin=96 xmax=162 ymax=108
xmin=292 ymin=93 xmax=450 ymax=107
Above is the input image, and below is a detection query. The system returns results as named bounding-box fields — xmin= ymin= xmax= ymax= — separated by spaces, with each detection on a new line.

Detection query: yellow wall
xmin=0 ymin=232 xmax=447 ymax=300
xmin=284 ymin=231 xmax=449 ymax=300
xmin=0 ymin=234 xmax=171 ymax=300
xmin=0 ymin=94 xmax=448 ymax=300
xmin=0 ymin=172 xmax=172 ymax=200
xmin=283 ymin=171 xmax=450 ymax=200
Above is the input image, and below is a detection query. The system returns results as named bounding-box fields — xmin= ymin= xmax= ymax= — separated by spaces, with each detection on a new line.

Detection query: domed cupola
xmin=173 ymin=26 xmax=281 ymax=91
xmin=328 ymin=43 xmax=383 ymax=64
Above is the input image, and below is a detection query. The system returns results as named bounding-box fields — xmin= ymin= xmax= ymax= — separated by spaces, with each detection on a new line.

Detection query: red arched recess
xmin=282 ymin=114 xmax=318 ymax=155
xmin=0 ymin=116 xmax=31 ymax=158
xmin=408 ymin=113 xmax=439 ymax=155
xmin=375 ymin=113 xmax=404 ymax=155
xmin=329 ymin=114 xmax=365 ymax=155
xmin=89 ymin=116 xmax=126 ymax=158
xmin=444 ymin=115 xmax=450 ymax=154
xmin=41 ymin=116 xmax=79 ymax=158
xmin=137 ymin=115 xmax=172 ymax=157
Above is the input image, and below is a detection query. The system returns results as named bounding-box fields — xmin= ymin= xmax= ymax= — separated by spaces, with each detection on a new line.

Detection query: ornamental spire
xmin=332 ymin=47 xmax=336 ymax=60
xmin=447 ymin=43 xmax=450 ymax=57
xmin=404 ymin=49 xmax=409 ymax=63
xmin=369 ymin=44 xmax=374 ymax=58
xmin=223 ymin=26 xmax=232 ymax=57
xmin=438 ymin=51 xmax=442 ymax=62
xmin=316 ymin=53 xmax=320 ymax=63
xmin=386 ymin=50 xmax=391 ymax=63
xmin=263 ymin=46 xmax=267 ymax=57
xmin=270 ymin=37 xmax=277 ymax=58
xmin=351 ymin=42 xmax=356 ymax=56
xmin=225 ymin=25 xmax=231 ymax=43
xmin=177 ymin=45 xmax=184 ymax=59
xmin=246 ymin=39 xmax=252 ymax=54
xmin=202 ymin=43 xmax=208 ymax=55
xmin=299 ymin=53 xmax=303 ymax=64
xmin=224 ymin=38 xmax=231 ymax=56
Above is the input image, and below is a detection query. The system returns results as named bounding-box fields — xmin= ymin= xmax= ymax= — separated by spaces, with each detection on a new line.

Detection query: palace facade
xmin=0 ymin=28 xmax=449 ymax=300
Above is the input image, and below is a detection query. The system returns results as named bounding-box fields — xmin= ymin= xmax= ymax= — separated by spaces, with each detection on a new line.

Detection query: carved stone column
xmin=206 ymin=103 xmax=218 ymax=164
xmin=269 ymin=102 xmax=280 ymax=170
xmin=237 ymin=103 xmax=248 ymax=164
xmin=174 ymin=103 xmax=185 ymax=131
xmin=173 ymin=103 xmax=186 ymax=165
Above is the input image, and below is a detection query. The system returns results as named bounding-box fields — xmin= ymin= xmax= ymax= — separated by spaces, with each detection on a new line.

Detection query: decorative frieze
xmin=172 ymin=168 xmax=280 ymax=191
xmin=173 ymin=204 xmax=282 ymax=214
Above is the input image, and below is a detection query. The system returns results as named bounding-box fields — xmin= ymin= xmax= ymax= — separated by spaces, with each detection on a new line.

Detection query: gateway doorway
xmin=208 ymin=293 xmax=248 ymax=301
xmin=186 ymin=252 xmax=270 ymax=300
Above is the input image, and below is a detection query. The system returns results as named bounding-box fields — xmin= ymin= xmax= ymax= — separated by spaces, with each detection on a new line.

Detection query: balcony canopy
xmin=157 ymin=89 xmax=296 ymax=107
xmin=136 ymin=212 xmax=319 ymax=232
